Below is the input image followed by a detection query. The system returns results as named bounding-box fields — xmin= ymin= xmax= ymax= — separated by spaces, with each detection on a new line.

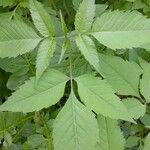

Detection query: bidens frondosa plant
xmin=0 ymin=0 xmax=150 ymax=149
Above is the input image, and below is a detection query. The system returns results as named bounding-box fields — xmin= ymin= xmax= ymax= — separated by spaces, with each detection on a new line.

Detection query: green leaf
xmin=95 ymin=4 xmax=108 ymax=17
xmin=0 ymin=112 xmax=24 ymax=134
xmin=75 ymin=74 xmax=133 ymax=122
xmin=30 ymin=0 xmax=55 ymax=37
xmin=0 ymin=0 xmax=15 ymax=7
xmin=58 ymin=39 xmax=68 ymax=64
xmin=140 ymin=114 xmax=150 ymax=127
xmin=143 ymin=133 xmax=150 ymax=150
xmin=0 ymin=69 xmax=68 ymax=112
xmin=19 ymin=0 xmax=29 ymax=8
xmin=75 ymin=35 xmax=100 ymax=73
xmin=91 ymin=10 xmax=150 ymax=50
xmin=0 ymin=56 xmax=28 ymax=73
xmin=99 ymin=54 xmax=142 ymax=97
xmin=96 ymin=114 xmax=125 ymax=150
xmin=139 ymin=58 xmax=150 ymax=103
xmin=53 ymin=90 xmax=99 ymax=150
xmin=0 ymin=19 xmax=41 ymax=58
xmin=72 ymin=0 xmax=83 ymax=10
xmin=123 ymin=98 xmax=146 ymax=119
xmin=75 ymin=0 xmax=95 ymax=32
xmin=7 ymin=71 xmax=29 ymax=90
xmin=126 ymin=136 xmax=139 ymax=148
xmin=27 ymin=134 xmax=46 ymax=149
xmin=36 ymin=38 xmax=56 ymax=81
xmin=59 ymin=10 xmax=68 ymax=35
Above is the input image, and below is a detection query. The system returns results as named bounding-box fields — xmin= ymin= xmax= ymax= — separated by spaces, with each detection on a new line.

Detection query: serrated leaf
xmin=75 ymin=0 xmax=95 ymax=32
xmin=91 ymin=10 xmax=150 ymax=50
xmin=36 ymin=38 xmax=56 ymax=81
xmin=0 ymin=56 xmax=28 ymax=73
xmin=0 ymin=19 xmax=41 ymax=58
xmin=96 ymin=114 xmax=125 ymax=150
xmin=75 ymin=74 xmax=133 ymax=122
xmin=53 ymin=90 xmax=99 ymax=150
xmin=143 ymin=133 xmax=150 ymax=150
xmin=75 ymin=35 xmax=101 ymax=73
xmin=139 ymin=58 xmax=150 ymax=103
xmin=0 ymin=69 xmax=68 ymax=113
xmin=123 ymin=98 xmax=146 ymax=119
xmin=30 ymin=0 xmax=55 ymax=37
xmin=99 ymin=54 xmax=142 ymax=97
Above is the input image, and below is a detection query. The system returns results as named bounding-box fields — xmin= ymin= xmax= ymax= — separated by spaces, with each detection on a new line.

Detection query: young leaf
xmin=75 ymin=74 xmax=133 ymax=122
xmin=139 ymin=58 xmax=150 ymax=103
xmin=96 ymin=114 xmax=125 ymax=150
xmin=75 ymin=35 xmax=101 ymax=73
xmin=99 ymin=54 xmax=142 ymax=97
xmin=59 ymin=10 xmax=68 ymax=35
xmin=30 ymin=0 xmax=55 ymax=37
xmin=36 ymin=38 xmax=56 ymax=81
xmin=123 ymin=98 xmax=146 ymax=119
xmin=58 ymin=39 xmax=68 ymax=64
xmin=91 ymin=10 xmax=150 ymax=50
xmin=0 ymin=20 xmax=41 ymax=58
xmin=143 ymin=133 xmax=150 ymax=150
xmin=53 ymin=90 xmax=99 ymax=150
xmin=0 ymin=69 xmax=68 ymax=112
xmin=75 ymin=0 xmax=95 ymax=33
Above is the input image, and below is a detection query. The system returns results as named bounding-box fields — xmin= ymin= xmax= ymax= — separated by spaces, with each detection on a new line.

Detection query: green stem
xmin=67 ymin=36 xmax=73 ymax=88
xmin=9 ymin=3 xmax=20 ymax=20
xmin=12 ymin=126 xmax=24 ymax=143
xmin=43 ymin=118 xmax=52 ymax=150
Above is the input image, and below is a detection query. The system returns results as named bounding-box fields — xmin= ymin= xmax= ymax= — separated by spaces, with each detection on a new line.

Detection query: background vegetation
xmin=0 ymin=0 xmax=150 ymax=149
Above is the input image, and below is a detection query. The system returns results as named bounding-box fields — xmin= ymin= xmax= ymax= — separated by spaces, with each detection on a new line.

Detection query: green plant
xmin=0 ymin=0 xmax=150 ymax=149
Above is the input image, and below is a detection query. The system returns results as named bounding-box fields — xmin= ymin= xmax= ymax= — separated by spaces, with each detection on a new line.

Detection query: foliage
xmin=0 ymin=0 xmax=150 ymax=149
